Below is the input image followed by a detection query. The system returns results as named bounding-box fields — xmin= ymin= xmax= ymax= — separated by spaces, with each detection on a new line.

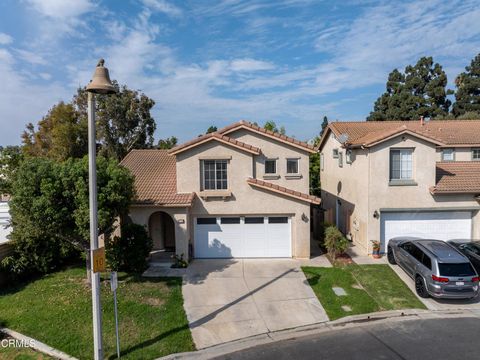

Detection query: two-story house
xmin=318 ymin=119 xmax=480 ymax=254
xmin=121 ymin=121 xmax=320 ymax=260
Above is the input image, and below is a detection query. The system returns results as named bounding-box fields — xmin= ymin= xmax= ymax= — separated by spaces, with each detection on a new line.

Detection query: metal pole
xmin=113 ymin=288 xmax=120 ymax=359
xmin=88 ymin=92 xmax=103 ymax=360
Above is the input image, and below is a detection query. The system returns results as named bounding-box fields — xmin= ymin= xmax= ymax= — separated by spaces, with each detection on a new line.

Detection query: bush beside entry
xmin=106 ymin=223 xmax=153 ymax=273
xmin=324 ymin=226 xmax=349 ymax=258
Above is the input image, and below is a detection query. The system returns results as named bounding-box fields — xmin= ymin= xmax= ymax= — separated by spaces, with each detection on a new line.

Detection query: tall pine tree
xmin=452 ymin=53 xmax=480 ymax=117
xmin=368 ymin=57 xmax=451 ymax=121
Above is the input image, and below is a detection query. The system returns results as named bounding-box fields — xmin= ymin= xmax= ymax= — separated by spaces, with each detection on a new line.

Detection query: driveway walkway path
xmin=182 ymin=259 xmax=328 ymax=349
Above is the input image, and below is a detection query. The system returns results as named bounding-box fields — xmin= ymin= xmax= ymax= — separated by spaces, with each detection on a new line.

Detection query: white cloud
xmin=141 ymin=0 xmax=182 ymax=17
xmin=14 ymin=49 xmax=47 ymax=65
xmin=230 ymin=59 xmax=275 ymax=72
xmin=0 ymin=33 xmax=13 ymax=45
xmin=26 ymin=0 xmax=94 ymax=18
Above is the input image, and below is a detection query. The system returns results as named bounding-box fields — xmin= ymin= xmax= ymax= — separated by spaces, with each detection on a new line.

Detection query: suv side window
xmin=464 ymin=244 xmax=480 ymax=255
xmin=421 ymin=254 xmax=432 ymax=270
xmin=409 ymin=245 xmax=424 ymax=262
xmin=400 ymin=242 xmax=413 ymax=253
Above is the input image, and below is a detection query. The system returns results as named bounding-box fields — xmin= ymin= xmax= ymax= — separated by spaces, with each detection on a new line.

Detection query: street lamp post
xmin=86 ymin=59 xmax=117 ymax=360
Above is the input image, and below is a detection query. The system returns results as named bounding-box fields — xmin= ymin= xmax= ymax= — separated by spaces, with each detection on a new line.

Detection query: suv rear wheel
xmin=415 ymin=276 xmax=429 ymax=298
xmin=387 ymin=246 xmax=396 ymax=265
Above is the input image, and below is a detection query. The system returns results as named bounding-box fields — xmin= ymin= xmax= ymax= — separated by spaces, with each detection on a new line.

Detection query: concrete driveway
xmin=182 ymin=259 xmax=328 ymax=349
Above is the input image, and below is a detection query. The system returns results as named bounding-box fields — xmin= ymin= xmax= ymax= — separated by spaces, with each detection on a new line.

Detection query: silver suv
xmin=387 ymin=238 xmax=479 ymax=299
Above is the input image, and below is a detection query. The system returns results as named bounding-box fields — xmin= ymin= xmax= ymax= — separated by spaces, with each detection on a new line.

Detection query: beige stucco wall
xmin=176 ymin=137 xmax=312 ymax=258
xmin=321 ymin=132 xmax=480 ymax=255
xmin=128 ymin=206 xmax=190 ymax=258
xmin=228 ymin=129 xmax=310 ymax=192
xmin=320 ymin=133 xmax=370 ymax=251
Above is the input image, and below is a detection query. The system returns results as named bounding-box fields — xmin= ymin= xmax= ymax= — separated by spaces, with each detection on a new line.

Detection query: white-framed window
xmin=472 ymin=148 xmax=480 ymax=161
xmin=390 ymin=149 xmax=413 ymax=180
xmin=338 ymin=152 xmax=343 ymax=168
xmin=286 ymin=158 xmax=299 ymax=174
xmin=442 ymin=148 xmax=455 ymax=161
xmin=320 ymin=153 xmax=324 ymax=171
xmin=265 ymin=159 xmax=276 ymax=174
xmin=333 ymin=149 xmax=339 ymax=158
xmin=202 ymin=160 xmax=228 ymax=190
xmin=346 ymin=149 xmax=353 ymax=164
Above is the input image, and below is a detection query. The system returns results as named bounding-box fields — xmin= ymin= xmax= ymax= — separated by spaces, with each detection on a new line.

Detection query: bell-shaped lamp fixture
xmin=86 ymin=59 xmax=117 ymax=94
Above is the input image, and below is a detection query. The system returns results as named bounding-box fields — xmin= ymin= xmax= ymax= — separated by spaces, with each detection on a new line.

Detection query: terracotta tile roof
xmin=169 ymin=132 xmax=260 ymax=155
xmin=218 ymin=120 xmax=316 ymax=153
xmin=319 ymin=120 xmax=480 ymax=149
xmin=246 ymin=177 xmax=321 ymax=205
xmin=120 ymin=150 xmax=195 ymax=206
xmin=431 ymin=161 xmax=480 ymax=194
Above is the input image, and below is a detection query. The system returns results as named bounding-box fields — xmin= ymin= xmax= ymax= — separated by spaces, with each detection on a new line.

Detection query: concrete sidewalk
xmin=182 ymin=259 xmax=329 ymax=349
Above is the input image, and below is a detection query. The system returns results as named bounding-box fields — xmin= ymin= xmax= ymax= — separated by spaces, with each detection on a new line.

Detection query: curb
xmin=1 ymin=328 xmax=78 ymax=360
xmin=158 ymin=308 xmax=479 ymax=360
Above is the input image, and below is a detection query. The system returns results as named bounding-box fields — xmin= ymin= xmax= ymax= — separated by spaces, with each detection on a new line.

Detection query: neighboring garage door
xmin=381 ymin=211 xmax=472 ymax=251
xmin=194 ymin=216 xmax=291 ymax=258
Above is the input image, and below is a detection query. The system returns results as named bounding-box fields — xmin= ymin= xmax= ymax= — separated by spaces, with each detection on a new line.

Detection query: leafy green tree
xmin=74 ymin=81 xmax=156 ymax=160
xmin=263 ymin=120 xmax=286 ymax=135
xmin=22 ymin=102 xmax=88 ymax=160
xmin=157 ymin=136 xmax=178 ymax=149
xmin=368 ymin=57 xmax=452 ymax=120
xmin=320 ymin=116 xmax=329 ymax=136
xmin=452 ymin=53 xmax=480 ymax=117
xmin=206 ymin=126 xmax=217 ymax=134
xmin=0 ymin=146 xmax=23 ymax=194
xmin=2 ymin=156 xmax=134 ymax=278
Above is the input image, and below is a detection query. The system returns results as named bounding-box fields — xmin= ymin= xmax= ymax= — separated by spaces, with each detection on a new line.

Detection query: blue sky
xmin=1 ymin=0 xmax=480 ymax=145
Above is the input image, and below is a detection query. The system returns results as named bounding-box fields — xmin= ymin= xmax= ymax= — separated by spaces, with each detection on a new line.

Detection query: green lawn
xmin=303 ymin=265 xmax=426 ymax=320
xmin=0 ymin=341 xmax=54 ymax=360
xmin=0 ymin=266 xmax=195 ymax=360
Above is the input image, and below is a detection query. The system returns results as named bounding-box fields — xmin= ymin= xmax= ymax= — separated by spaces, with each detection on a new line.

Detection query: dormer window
xmin=473 ymin=148 xmax=480 ymax=161
xmin=442 ymin=148 xmax=455 ymax=161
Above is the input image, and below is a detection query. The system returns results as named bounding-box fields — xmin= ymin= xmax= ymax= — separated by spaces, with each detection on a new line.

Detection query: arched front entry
xmin=148 ymin=211 xmax=176 ymax=251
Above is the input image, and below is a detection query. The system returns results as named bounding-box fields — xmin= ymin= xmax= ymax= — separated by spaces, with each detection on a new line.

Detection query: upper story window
xmin=265 ymin=159 xmax=277 ymax=174
xmin=286 ymin=158 xmax=299 ymax=174
xmin=442 ymin=148 xmax=455 ymax=161
xmin=346 ymin=149 xmax=353 ymax=164
xmin=332 ymin=149 xmax=339 ymax=158
xmin=338 ymin=152 xmax=343 ymax=168
xmin=202 ymin=160 xmax=227 ymax=190
xmin=320 ymin=153 xmax=324 ymax=171
xmin=390 ymin=149 xmax=413 ymax=181
xmin=473 ymin=148 xmax=480 ymax=161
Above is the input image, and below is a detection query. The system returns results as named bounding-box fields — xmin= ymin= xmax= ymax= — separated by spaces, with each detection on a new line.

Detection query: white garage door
xmin=381 ymin=211 xmax=472 ymax=251
xmin=194 ymin=216 xmax=291 ymax=258
xmin=0 ymin=201 xmax=11 ymax=244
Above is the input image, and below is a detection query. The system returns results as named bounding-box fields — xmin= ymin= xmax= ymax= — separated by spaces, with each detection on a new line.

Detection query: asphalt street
xmin=215 ymin=317 xmax=480 ymax=360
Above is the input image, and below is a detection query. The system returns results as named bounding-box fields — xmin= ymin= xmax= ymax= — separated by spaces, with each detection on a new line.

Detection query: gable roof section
xmin=120 ymin=150 xmax=195 ymax=206
xmin=169 ymin=132 xmax=261 ymax=156
xmin=318 ymin=120 xmax=480 ymax=150
xmin=218 ymin=120 xmax=316 ymax=153
xmin=246 ymin=177 xmax=321 ymax=204
xmin=430 ymin=161 xmax=480 ymax=195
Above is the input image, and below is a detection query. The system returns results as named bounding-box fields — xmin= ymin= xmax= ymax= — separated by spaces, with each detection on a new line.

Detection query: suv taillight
xmin=472 ymin=276 xmax=480 ymax=282
xmin=432 ymin=274 xmax=449 ymax=283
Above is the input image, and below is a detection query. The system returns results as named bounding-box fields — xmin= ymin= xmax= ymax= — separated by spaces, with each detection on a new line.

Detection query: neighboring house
xmin=0 ymin=194 xmax=11 ymax=245
xmin=121 ymin=121 xmax=319 ymax=259
xmin=318 ymin=119 xmax=480 ymax=254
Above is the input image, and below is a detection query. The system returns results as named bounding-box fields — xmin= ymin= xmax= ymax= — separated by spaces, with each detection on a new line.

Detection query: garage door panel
xmin=194 ymin=216 xmax=291 ymax=258
xmin=381 ymin=211 xmax=472 ymax=252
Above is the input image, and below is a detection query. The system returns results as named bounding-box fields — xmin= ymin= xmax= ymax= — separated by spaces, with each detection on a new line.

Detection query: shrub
xmin=324 ymin=225 xmax=349 ymax=258
xmin=106 ymin=223 xmax=153 ymax=273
